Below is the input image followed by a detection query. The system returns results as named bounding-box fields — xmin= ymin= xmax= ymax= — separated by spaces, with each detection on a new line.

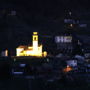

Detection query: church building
xmin=16 ymin=32 xmax=47 ymax=57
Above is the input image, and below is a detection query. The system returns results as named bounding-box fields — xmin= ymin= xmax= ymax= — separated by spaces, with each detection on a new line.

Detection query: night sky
xmin=0 ymin=0 xmax=90 ymax=50
xmin=0 ymin=0 xmax=90 ymax=31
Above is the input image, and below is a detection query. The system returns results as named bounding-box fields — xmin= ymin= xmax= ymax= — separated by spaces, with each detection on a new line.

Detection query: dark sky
xmin=0 ymin=0 xmax=90 ymax=33
xmin=3 ymin=0 xmax=90 ymax=36
xmin=0 ymin=0 xmax=90 ymax=20
xmin=1 ymin=0 xmax=90 ymax=13
xmin=0 ymin=0 xmax=90 ymax=49
xmin=0 ymin=0 xmax=90 ymax=32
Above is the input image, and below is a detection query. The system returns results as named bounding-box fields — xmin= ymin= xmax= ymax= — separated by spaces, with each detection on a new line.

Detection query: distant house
xmin=55 ymin=34 xmax=73 ymax=54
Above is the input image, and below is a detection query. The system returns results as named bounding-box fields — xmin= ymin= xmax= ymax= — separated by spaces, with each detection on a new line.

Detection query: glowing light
xmin=16 ymin=32 xmax=47 ymax=57
xmin=1 ymin=50 xmax=8 ymax=57
xmin=33 ymin=32 xmax=38 ymax=35
xmin=16 ymin=47 xmax=24 ymax=56
xmin=63 ymin=65 xmax=72 ymax=72
xmin=70 ymin=24 xmax=73 ymax=27
xmin=43 ymin=51 xmax=47 ymax=57
xmin=5 ymin=50 xmax=8 ymax=56
xmin=69 ymin=12 xmax=72 ymax=16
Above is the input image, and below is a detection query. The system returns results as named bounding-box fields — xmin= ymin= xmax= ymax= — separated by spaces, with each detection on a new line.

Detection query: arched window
xmin=34 ymin=37 xmax=37 ymax=40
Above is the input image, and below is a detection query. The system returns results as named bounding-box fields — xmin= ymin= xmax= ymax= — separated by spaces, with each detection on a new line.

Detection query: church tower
xmin=32 ymin=32 xmax=38 ymax=52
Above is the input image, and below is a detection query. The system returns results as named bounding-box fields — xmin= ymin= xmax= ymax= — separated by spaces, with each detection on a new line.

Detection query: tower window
xmin=34 ymin=37 xmax=37 ymax=40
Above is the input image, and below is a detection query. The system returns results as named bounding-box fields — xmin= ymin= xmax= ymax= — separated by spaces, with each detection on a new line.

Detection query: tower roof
xmin=33 ymin=32 xmax=38 ymax=35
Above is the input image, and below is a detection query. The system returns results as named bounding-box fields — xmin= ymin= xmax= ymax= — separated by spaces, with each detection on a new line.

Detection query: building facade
xmin=16 ymin=32 xmax=47 ymax=57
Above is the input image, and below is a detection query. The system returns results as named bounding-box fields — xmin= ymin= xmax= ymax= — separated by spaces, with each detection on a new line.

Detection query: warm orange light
xmin=63 ymin=65 xmax=72 ymax=72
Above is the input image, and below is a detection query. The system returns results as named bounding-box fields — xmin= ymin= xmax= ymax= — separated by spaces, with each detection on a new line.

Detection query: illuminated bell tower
xmin=32 ymin=32 xmax=38 ymax=53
